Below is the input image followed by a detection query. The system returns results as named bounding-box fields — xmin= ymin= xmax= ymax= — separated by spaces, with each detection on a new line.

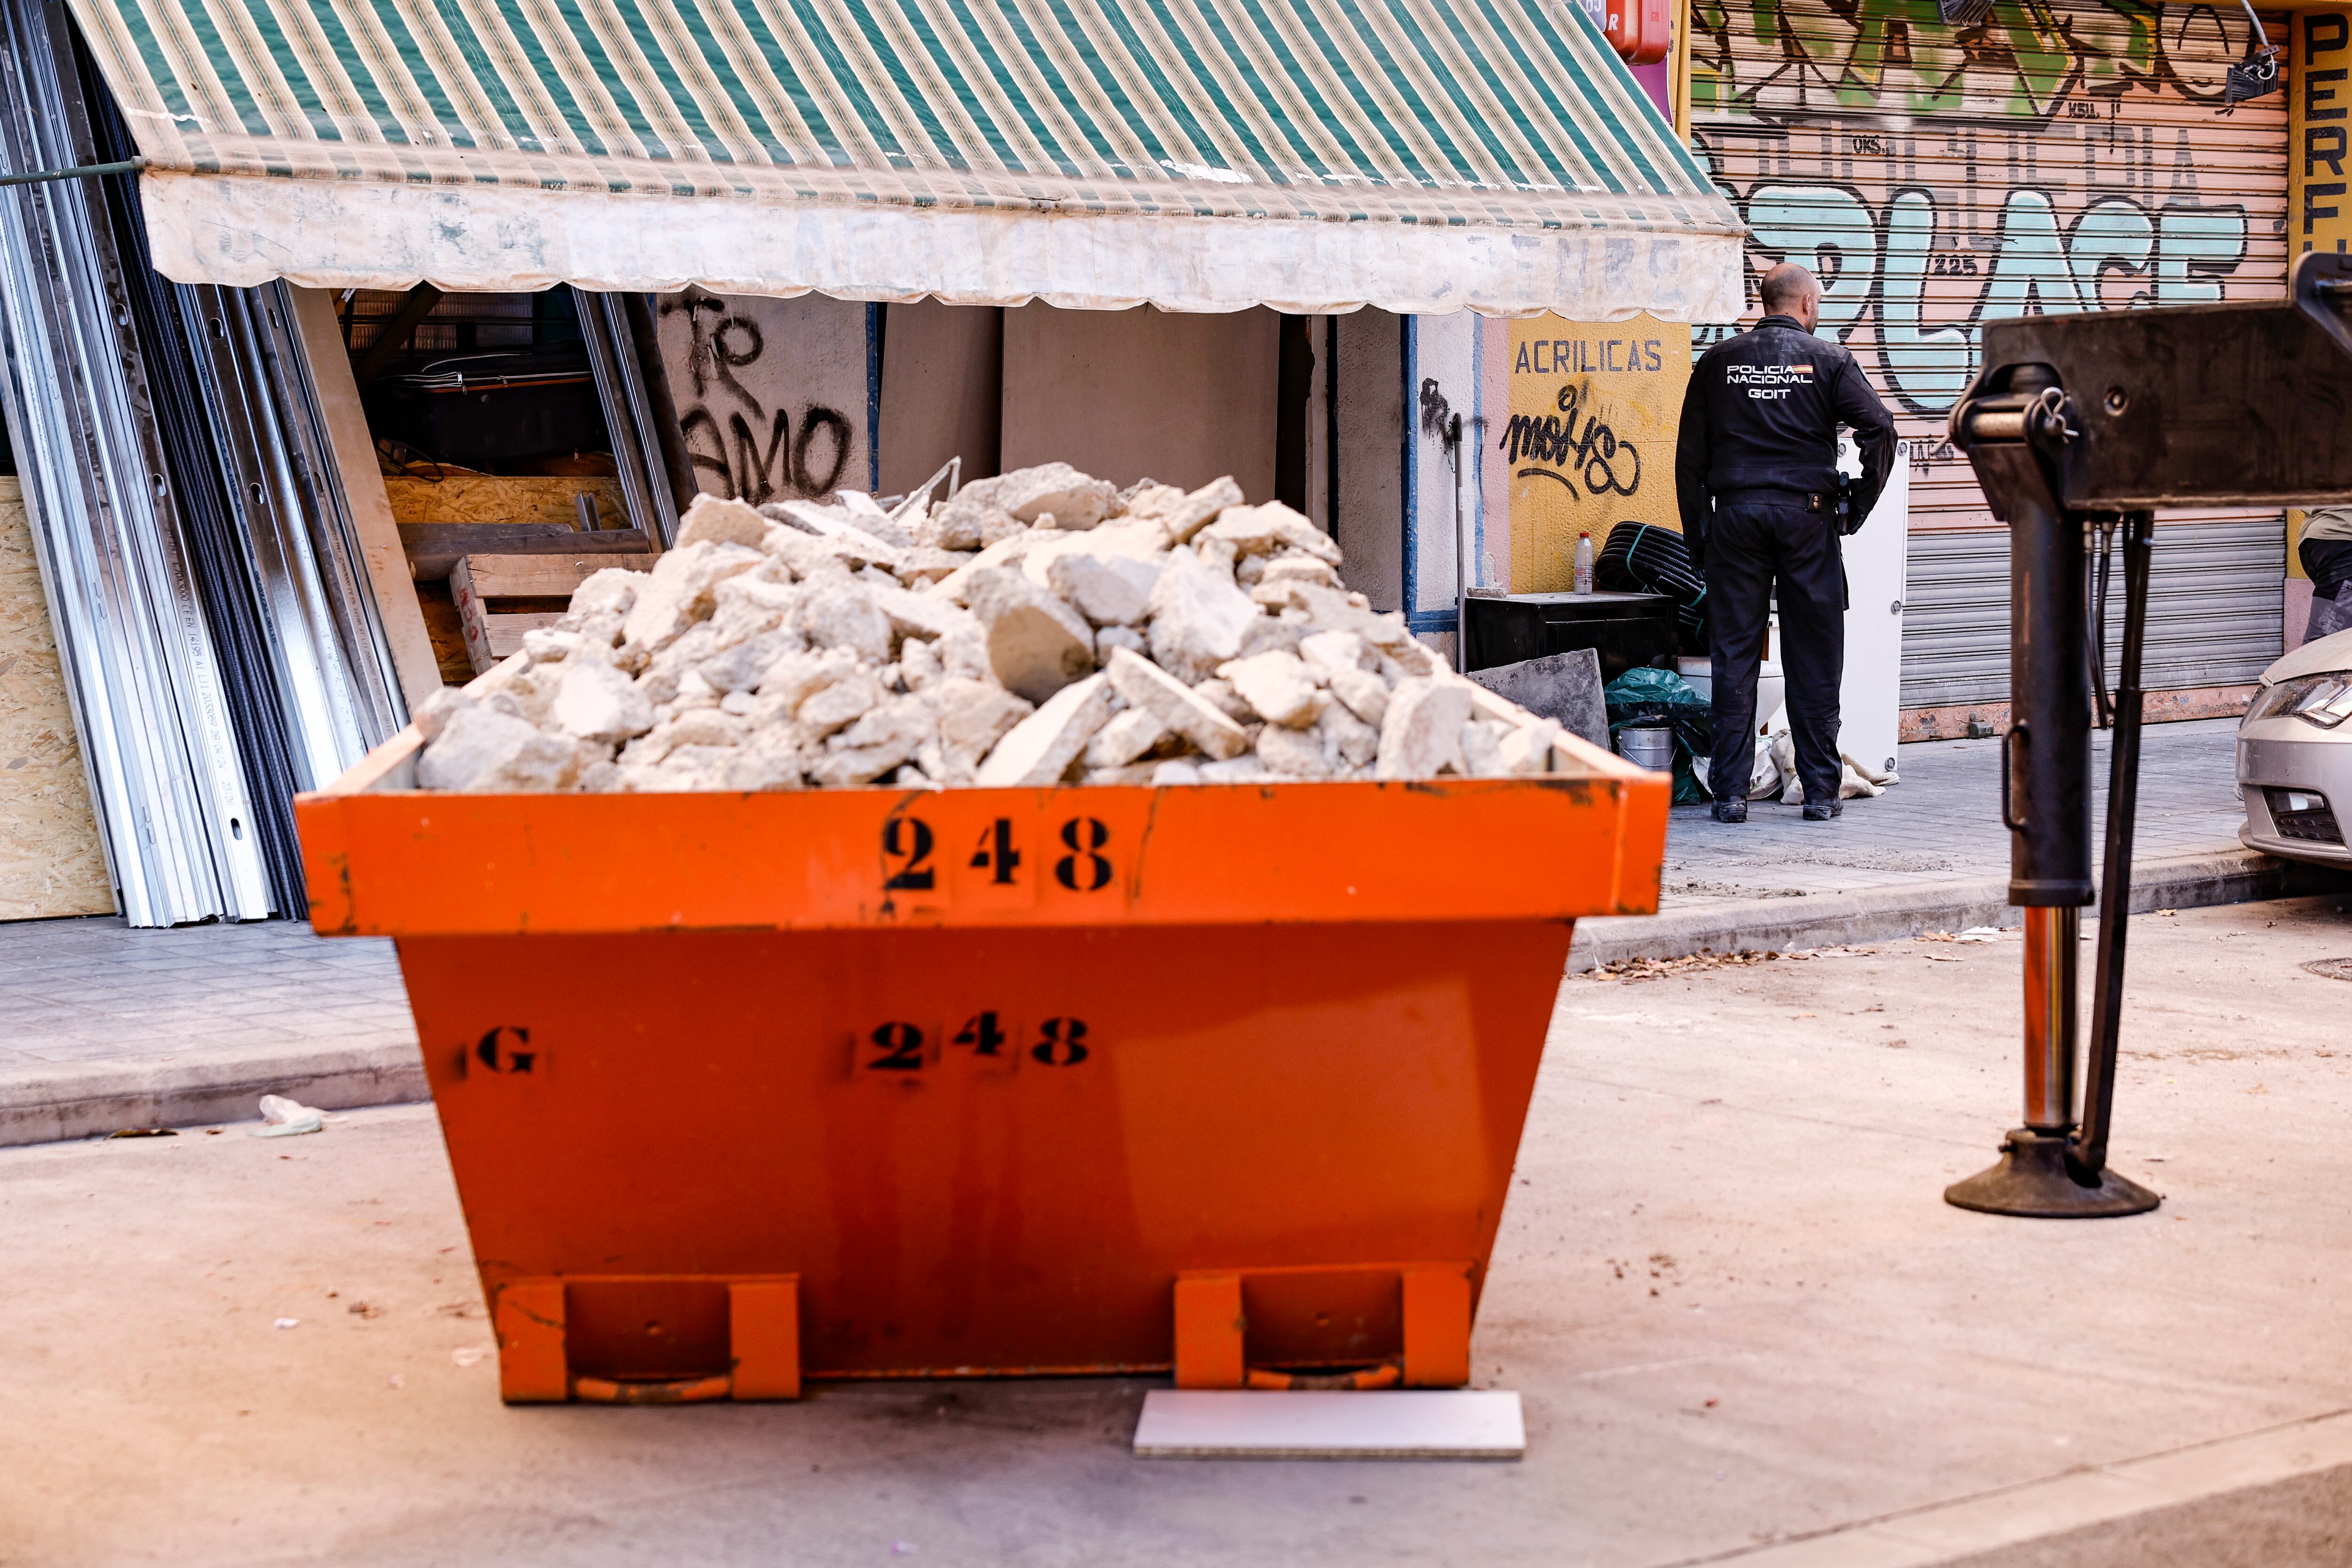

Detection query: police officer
xmin=1675 ymin=263 xmax=1896 ymax=823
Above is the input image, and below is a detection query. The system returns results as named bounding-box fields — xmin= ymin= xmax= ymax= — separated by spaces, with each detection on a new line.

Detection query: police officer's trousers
xmin=1705 ymin=500 xmax=1844 ymax=808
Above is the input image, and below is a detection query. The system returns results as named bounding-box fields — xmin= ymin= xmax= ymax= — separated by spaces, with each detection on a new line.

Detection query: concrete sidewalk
xmin=0 ymin=915 xmax=421 ymax=1146
xmin=1571 ymin=717 xmax=2352 ymax=967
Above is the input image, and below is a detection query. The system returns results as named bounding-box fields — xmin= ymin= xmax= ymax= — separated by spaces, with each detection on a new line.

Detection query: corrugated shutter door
xmin=1901 ymin=518 xmax=2286 ymax=708
xmin=1690 ymin=0 xmax=2289 ymax=704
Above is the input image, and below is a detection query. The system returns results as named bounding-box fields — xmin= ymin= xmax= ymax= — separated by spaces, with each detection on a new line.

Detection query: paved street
xmin=1659 ymin=717 xmax=2244 ymax=907
xmin=4 ymin=897 xmax=2348 ymax=1567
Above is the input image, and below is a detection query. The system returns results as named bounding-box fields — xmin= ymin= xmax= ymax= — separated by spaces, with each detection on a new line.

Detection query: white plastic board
xmin=1132 ymin=1390 xmax=1525 ymax=1460
xmin=1839 ymin=436 xmax=1911 ymax=776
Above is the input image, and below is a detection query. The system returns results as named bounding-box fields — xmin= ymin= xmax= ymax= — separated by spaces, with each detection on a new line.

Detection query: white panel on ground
xmin=1840 ymin=438 xmax=1910 ymax=776
xmin=1132 ymin=1390 xmax=1524 ymax=1460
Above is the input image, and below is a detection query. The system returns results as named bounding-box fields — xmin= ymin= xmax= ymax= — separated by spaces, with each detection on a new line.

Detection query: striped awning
xmin=68 ymin=0 xmax=1743 ymax=318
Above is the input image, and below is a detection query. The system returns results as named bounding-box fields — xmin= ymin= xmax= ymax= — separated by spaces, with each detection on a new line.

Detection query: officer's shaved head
xmin=1759 ymin=263 xmax=1822 ymax=318
xmin=1759 ymin=263 xmax=1821 ymax=313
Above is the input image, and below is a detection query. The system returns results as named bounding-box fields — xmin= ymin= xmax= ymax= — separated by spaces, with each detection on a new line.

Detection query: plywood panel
xmin=0 ymin=477 xmax=114 ymax=919
xmin=1001 ymin=304 xmax=1278 ymax=498
xmin=878 ymin=300 xmax=1003 ymax=494
xmin=384 ymin=475 xmax=625 ymax=527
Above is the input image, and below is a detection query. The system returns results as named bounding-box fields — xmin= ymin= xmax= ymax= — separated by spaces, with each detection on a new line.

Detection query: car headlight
xmin=2249 ymin=673 xmax=2352 ymax=728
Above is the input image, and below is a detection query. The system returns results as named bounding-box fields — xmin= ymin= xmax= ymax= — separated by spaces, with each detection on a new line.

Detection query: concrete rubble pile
xmin=412 ymin=465 xmax=1581 ymax=792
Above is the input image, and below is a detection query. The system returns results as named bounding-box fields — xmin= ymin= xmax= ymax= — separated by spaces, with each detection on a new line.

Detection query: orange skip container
xmin=296 ymin=723 xmax=1667 ymax=1403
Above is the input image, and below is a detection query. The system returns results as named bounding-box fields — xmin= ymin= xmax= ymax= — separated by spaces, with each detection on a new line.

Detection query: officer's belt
xmin=1715 ymin=486 xmax=1827 ymax=512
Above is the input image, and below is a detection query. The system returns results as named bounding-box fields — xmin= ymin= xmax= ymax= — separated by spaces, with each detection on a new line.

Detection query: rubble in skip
xmin=411 ymin=468 xmax=1582 ymax=793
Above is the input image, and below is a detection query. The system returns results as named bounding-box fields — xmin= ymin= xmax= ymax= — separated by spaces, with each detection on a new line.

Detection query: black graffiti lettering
xmin=678 ymin=406 xmax=733 ymax=492
xmin=1501 ymin=389 xmax=1639 ymax=499
xmin=795 ymin=407 xmax=853 ymax=496
xmin=730 ymin=407 xmax=795 ymax=504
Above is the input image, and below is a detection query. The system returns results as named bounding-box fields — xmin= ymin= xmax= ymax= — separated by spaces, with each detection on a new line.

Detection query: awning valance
xmin=67 ymin=0 xmax=1744 ymax=319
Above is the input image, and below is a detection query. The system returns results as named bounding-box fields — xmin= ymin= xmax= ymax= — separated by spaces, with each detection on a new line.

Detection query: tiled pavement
xmin=1654 ymin=716 xmax=2245 ymax=908
xmin=0 ymin=718 xmax=2250 ymax=1090
xmin=0 ymin=917 xmax=412 ymax=1075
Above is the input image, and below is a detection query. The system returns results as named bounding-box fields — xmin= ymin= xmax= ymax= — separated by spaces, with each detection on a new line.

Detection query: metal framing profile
xmin=0 ymin=0 xmax=269 ymax=924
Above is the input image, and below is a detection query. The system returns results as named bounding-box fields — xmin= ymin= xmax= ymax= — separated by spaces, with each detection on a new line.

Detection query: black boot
xmin=1802 ymin=799 xmax=1843 ymax=821
xmin=1712 ymin=800 xmax=1748 ymax=824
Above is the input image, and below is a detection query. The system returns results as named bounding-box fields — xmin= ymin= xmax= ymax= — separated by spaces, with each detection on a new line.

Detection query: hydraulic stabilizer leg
xmin=1944 ymin=370 xmax=2159 ymax=1218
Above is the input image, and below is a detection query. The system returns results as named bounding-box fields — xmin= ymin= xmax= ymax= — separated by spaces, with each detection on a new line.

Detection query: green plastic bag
xmin=1603 ymin=667 xmax=1712 ymax=804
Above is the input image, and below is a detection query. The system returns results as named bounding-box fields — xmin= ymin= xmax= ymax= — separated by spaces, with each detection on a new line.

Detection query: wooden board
xmin=401 ymin=525 xmax=650 ymax=581
xmin=287 ymin=287 xmax=445 ymax=707
xmin=450 ymin=552 xmax=653 ymax=674
xmin=0 ymin=477 xmax=115 ymax=919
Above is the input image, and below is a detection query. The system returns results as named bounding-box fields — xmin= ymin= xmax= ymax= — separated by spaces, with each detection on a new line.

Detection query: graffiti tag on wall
xmin=1691 ymin=0 xmax=2285 ymax=515
xmin=657 ymin=288 xmax=861 ymax=504
xmin=1503 ymin=317 xmax=1689 ymax=590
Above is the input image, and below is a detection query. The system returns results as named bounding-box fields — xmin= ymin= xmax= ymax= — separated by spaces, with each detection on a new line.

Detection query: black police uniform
xmin=1674 ymin=314 xmax=1895 ymax=811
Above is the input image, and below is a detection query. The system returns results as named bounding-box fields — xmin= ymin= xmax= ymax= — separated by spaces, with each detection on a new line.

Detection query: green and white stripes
xmin=72 ymin=0 xmax=1736 ymax=234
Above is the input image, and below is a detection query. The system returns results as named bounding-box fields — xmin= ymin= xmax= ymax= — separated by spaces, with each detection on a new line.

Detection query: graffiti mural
xmin=656 ymin=289 xmax=868 ymax=505
xmin=1691 ymin=0 xmax=2287 ymax=523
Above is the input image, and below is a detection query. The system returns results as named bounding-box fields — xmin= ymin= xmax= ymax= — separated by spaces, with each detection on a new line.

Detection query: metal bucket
xmin=1615 ymin=724 xmax=1675 ymax=772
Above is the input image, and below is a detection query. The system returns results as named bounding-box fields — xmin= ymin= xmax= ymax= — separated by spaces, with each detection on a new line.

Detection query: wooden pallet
xmin=451 ymin=551 xmax=654 ymax=675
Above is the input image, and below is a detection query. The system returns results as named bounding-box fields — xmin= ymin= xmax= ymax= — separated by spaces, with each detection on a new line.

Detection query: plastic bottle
xmin=1573 ymin=531 xmax=1595 ymax=595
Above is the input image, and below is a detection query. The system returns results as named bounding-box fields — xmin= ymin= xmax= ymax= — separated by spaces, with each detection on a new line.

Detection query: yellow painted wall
xmin=0 ymin=477 xmax=114 ymax=920
xmin=2288 ymin=9 xmax=2352 ymax=578
xmin=1503 ymin=314 xmax=1691 ymax=593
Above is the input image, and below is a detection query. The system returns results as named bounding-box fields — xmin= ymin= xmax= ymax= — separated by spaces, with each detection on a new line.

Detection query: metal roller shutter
xmin=1689 ymin=0 xmax=2290 ymax=704
xmin=1901 ymin=517 xmax=2286 ymax=708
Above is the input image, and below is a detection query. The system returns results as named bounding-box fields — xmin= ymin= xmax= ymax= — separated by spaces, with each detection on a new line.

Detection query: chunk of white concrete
xmin=1216 ymin=651 xmax=1326 ymax=729
xmin=565 ymin=566 xmax=645 ymax=623
xmin=1322 ymin=664 xmax=1390 ymax=728
xmin=1085 ymin=707 xmax=1169 ymax=769
xmin=810 ymin=693 xmax=937 ymax=788
xmin=417 ymin=704 xmax=581 ymax=793
xmin=1319 ymin=699 xmax=1381 ymax=769
xmin=622 ymin=541 xmax=764 ymax=653
xmin=988 ymin=462 xmax=1119 ymax=529
xmin=974 ymin=671 xmax=1118 ymax=787
xmin=1200 ymin=500 xmax=1342 ymax=563
xmin=1376 ymin=679 xmax=1475 ymax=780
xmin=1257 ymin=723 xmax=1333 ymax=778
xmin=796 ymin=667 xmax=887 ymax=738
xmin=1133 ymin=475 xmax=1243 ymax=544
xmin=963 ymin=566 xmax=1097 ymax=704
xmin=551 ymin=660 xmax=655 ymax=744
xmin=1095 ymin=624 xmax=1148 ymax=659
xmin=797 ymin=579 xmax=895 ymax=665
xmin=1046 ymin=549 xmax=1160 ymax=627
xmin=1103 ymin=647 xmax=1250 ymax=760
xmin=1146 ymin=548 xmax=1259 ymax=684
xmin=1458 ymin=718 xmax=1512 ymax=778
xmin=932 ymin=677 xmax=1034 ymax=769
xmin=675 ymin=493 xmax=771 ymax=550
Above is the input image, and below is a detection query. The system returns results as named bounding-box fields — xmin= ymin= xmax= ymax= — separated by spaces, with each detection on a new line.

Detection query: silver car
xmin=2239 ymin=626 xmax=2352 ymax=865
